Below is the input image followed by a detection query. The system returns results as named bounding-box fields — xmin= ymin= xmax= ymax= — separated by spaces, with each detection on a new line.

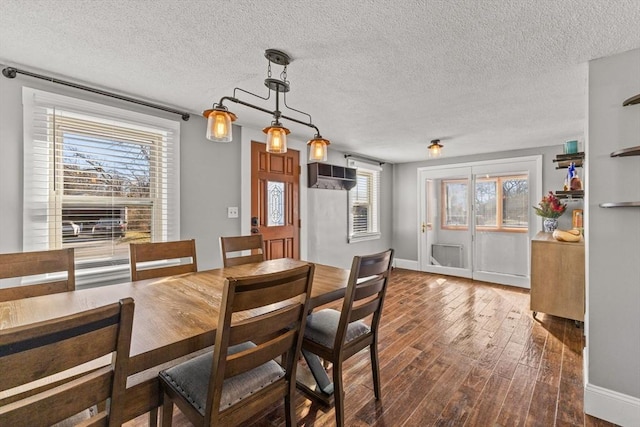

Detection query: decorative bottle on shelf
xmin=568 ymin=163 xmax=583 ymax=191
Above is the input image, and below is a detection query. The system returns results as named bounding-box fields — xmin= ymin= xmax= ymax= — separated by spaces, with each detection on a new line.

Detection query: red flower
xmin=533 ymin=191 xmax=567 ymax=218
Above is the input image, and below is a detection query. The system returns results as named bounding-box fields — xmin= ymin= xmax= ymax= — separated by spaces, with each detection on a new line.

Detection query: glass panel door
xmin=419 ymin=167 xmax=473 ymax=278
xmin=471 ymin=158 xmax=540 ymax=288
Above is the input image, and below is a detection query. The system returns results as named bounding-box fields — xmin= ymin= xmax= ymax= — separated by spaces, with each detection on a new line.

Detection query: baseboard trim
xmin=394 ymin=258 xmax=418 ymax=270
xmin=584 ymin=382 xmax=640 ymax=426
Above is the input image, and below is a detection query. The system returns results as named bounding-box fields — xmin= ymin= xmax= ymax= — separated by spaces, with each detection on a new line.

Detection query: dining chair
xmin=0 ymin=248 xmax=75 ymax=302
xmin=158 ymin=263 xmax=315 ymax=427
xmin=299 ymin=249 xmax=394 ymax=427
xmin=0 ymin=297 xmax=134 ymax=427
xmin=219 ymin=234 xmax=265 ymax=267
xmin=130 ymin=239 xmax=198 ymax=281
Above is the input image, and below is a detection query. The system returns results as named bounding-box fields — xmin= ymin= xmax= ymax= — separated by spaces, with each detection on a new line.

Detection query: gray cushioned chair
xmin=299 ymin=249 xmax=394 ymax=427
xmin=158 ymin=263 xmax=315 ymax=426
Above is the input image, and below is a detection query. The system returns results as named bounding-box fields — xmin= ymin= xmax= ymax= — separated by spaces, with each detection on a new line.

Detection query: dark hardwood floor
xmin=125 ymin=268 xmax=618 ymax=426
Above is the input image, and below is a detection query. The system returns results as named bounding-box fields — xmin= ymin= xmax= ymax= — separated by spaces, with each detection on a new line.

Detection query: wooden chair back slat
xmin=129 ymin=239 xmax=197 ymax=281
xmin=229 ymin=305 xmax=302 ymax=346
xmin=225 ymin=329 xmax=296 ymax=379
xmin=232 ymin=275 xmax=309 ymax=311
xmin=0 ymin=249 xmax=75 ymax=302
xmin=220 ymin=235 xmax=265 ymax=267
xmin=0 ymin=298 xmax=134 ymax=427
xmin=353 ymin=277 xmax=385 ymax=301
xmin=350 ymin=298 xmax=382 ymax=323
xmin=1 ymin=324 xmax=119 ymax=390
xmin=0 ymin=367 xmax=112 ymax=426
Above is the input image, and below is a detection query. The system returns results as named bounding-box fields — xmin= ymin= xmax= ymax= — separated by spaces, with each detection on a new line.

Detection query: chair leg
xmin=370 ymin=343 xmax=382 ymax=400
xmin=160 ymin=393 xmax=174 ymax=427
xmin=284 ymin=393 xmax=295 ymax=427
xmin=332 ymin=360 xmax=345 ymax=427
xmin=149 ymin=407 xmax=158 ymax=427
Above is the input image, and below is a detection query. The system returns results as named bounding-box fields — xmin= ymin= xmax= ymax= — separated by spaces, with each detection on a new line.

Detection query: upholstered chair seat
xmin=159 ymin=343 xmax=285 ymax=415
xmin=304 ymin=309 xmax=370 ymax=348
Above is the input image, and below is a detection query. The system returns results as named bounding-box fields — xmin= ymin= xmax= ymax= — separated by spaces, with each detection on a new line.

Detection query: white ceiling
xmin=1 ymin=0 xmax=639 ymax=163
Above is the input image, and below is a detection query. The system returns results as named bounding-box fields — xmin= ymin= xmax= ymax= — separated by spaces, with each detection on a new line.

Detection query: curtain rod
xmin=344 ymin=154 xmax=386 ymax=166
xmin=2 ymin=66 xmax=190 ymax=121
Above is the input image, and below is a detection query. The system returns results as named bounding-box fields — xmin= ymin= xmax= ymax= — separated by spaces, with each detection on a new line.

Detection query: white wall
xmin=585 ymin=48 xmax=640 ymax=426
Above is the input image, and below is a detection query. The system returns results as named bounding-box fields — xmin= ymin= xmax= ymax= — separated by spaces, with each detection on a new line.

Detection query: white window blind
xmin=22 ymin=88 xmax=180 ymax=287
xmin=347 ymin=159 xmax=381 ymax=243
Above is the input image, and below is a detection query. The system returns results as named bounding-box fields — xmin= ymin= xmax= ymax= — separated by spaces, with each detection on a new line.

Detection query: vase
xmin=543 ymin=218 xmax=558 ymax=233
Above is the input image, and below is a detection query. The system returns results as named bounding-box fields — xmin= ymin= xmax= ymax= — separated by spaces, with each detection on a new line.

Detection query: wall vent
xmin=431 ymin=243 xmax=463 ymax=268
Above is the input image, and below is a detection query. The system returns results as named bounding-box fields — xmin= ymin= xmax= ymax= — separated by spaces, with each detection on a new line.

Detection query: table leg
xmin=302 ymin=349 xmax=333 ymax=395
xmin=296 ymin=349 xmax=335 ymax=406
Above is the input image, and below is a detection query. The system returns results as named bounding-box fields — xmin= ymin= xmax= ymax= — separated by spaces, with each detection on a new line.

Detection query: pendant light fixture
xmin=307 ymin=135 xmax=331 ymax=161
xmin=428 ymin=139 xmax=443 ymax=158
xmin=203 ymin=49 xmax=330 ymax=158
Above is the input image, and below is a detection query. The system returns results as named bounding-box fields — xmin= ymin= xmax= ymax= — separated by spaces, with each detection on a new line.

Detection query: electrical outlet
xmin=227 ymin=207 xmax=239 ymax=218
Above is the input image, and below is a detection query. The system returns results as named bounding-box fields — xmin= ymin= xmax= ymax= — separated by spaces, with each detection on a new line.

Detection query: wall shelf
xmin=555 ymin=190 xmax=584 ymax=199
xmin=307 ymin=162 xmax=357 ymax=190
xmin=610 ymin=146 xmax=640 ymax=157
xmin=599 ymin=202 xmax=640 ymax=208
xmin=553 ymin=152 xmax=584 ymax=169
xmin=622 ymin=93 xmax=640 ymax=106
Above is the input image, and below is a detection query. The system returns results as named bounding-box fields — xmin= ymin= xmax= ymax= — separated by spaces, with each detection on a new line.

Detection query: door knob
xmin=251 ymin=228 xmax=259 ymax=234
xmin=251 ymin=217 xmax=258 ymax=226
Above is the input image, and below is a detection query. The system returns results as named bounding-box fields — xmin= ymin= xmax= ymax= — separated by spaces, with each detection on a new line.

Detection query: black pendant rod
xmin=220 ymin=95 xmax=320 ymax=135
xmin=2 ymin=67 xmax=190 ymax=121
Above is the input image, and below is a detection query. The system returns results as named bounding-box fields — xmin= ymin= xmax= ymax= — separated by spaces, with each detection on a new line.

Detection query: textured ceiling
xmin=1 ymin=0 xmax=639 ymax=163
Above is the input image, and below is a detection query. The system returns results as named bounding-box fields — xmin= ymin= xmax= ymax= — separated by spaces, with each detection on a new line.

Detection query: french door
xmin=418 ymin=156 xmax=542 ymax=288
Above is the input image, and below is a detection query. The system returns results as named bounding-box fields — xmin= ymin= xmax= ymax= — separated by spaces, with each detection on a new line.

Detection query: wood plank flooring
xmin=125 ymin=268 xmax=618 ymax=427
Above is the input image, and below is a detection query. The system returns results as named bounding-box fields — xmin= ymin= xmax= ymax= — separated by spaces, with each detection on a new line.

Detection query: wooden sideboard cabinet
xmin=530 ymin=231 xmax=585 ymax=322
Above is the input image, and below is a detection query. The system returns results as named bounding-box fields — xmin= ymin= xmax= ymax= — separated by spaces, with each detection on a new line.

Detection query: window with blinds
xmin=22 ymin=88 xmax=180 ymax=287
xmin=347 ymin=159 xmax=381 ymax=243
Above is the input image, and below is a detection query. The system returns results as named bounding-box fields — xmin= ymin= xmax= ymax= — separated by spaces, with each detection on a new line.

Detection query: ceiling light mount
xmin=203 ymin=49 xmax=329 ymax=158
xmin=264 ymin=48 xmax=291 ymax=66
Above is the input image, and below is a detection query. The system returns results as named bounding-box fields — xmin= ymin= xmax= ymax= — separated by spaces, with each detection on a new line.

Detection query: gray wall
xmin=305 ymin=150 xmax=394 ymax=269
xmin=0 ymin=70 xmax=242 ymax=270
xmin=0 ymin=68 xmax=393 ymax=273
xmin=392 ymin=145 xmax=583 ymax=261
xmin=586 ymin=47 xmax=640 ymax=421
xmin=237 ymin=125 xmax=393 ymax=270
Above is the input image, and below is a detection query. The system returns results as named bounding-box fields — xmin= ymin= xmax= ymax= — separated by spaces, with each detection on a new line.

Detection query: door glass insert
xmin=267 ymin=181 xmax=285 ymax=226
xmin=442 ymin=180 xmax=468 ymax=229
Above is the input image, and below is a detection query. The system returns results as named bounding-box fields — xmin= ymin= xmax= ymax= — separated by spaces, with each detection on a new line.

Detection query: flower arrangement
xmin=533 ymin=191 xmax=567 ymax=218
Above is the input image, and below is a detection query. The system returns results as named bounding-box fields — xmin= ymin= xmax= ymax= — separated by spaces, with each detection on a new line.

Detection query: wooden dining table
xmin=0 ymin=258 xmax=350 ymax=422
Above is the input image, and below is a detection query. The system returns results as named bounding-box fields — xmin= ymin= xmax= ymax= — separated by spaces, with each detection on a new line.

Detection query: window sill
xmin=348 ymin=232 xmax=381 ymax=243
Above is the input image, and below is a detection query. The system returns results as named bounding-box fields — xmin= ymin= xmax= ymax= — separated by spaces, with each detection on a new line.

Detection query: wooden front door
xmin=251 ymin=141 xmax=300 ymax=260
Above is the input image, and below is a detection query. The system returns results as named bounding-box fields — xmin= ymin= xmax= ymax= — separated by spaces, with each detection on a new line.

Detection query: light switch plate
xmin=227 ymin=207 xmax=239 ymax=218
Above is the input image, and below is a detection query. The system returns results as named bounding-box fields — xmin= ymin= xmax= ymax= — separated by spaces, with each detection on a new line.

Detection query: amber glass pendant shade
xmin=263 ymin=125 xmax=290 ymax=153
xmin=204 ymin=109 xmax=236 ymax=142
xmin=307 ymin=137 xmax=330 ymax=161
